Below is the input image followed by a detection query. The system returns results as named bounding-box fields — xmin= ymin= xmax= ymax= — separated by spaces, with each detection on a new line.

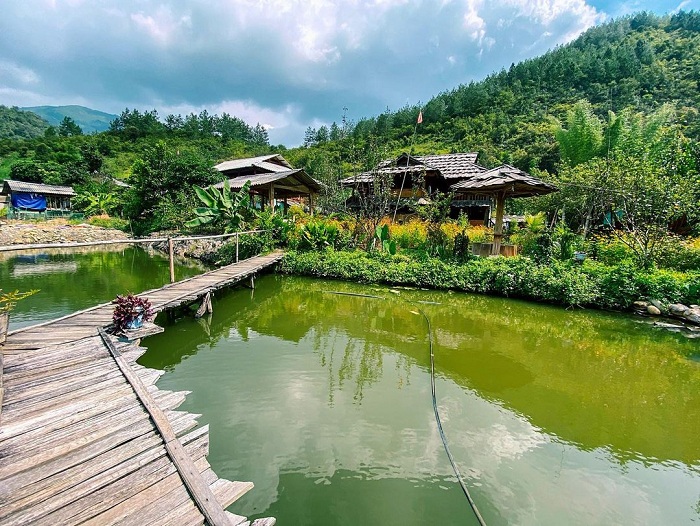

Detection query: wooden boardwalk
xmin=0 ymin=251 xmax=284 ymax=526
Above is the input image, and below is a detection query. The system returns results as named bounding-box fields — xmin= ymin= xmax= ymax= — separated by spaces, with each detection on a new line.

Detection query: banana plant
xmin=186 ymin=179 xmax=252 ymax=232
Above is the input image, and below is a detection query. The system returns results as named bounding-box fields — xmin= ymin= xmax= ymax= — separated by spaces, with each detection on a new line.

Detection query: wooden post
xmin=309 ymin=192 xmax=314 ymax=216
xmin=235 ymin=233 xmax=239 ymax=263
xmin=268 ymin=184 xmax=275 ymax=211
xmin=168 ymin=238 xmax=175 ymax=283
xmin=491 ymin=191 xmax=506 ymax=256
xmin=0 ymin=311 xmax=8 ymax=345
xmin=195 ymin=292 xmax=213 ymax=319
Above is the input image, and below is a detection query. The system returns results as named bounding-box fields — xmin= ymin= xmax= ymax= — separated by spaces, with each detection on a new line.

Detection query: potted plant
xmin=111 ymin=294 xmax=155 ymax=334
xmin=0 ymin=288 xmax=39 ymax=344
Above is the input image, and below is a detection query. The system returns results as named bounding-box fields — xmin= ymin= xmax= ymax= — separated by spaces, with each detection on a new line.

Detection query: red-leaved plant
xmin=111 ymin=294 xmax=154 ymax=334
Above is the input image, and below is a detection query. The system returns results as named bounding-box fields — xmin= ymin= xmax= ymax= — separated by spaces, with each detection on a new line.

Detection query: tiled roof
xmin=413 ymin=153 xmax=482 ymax=179
xmin=1 ymin=179 xmax=76 ymax=196
xmin=451 ymin=164 xmax=557 ymax=197
xmin=341 ymin=152 xmax=484 ymax=185
xmin=214 ymin=169 xmax=323 ymax=192
xmin=214 ymin=154 xmax=292 ymax=173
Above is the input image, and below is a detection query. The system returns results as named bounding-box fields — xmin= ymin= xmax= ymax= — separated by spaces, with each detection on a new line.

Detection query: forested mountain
xmin=23 ymin=105 xmax=117 ymax=135
xmin=293 ymin=10 xmax=700 ymax=173
xmin=0 ymin=106 xmax=49 ymax=139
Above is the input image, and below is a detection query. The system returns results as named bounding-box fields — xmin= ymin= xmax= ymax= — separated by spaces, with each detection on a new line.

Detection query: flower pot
xmin=125 ymin=315 xmax=144 ymax=330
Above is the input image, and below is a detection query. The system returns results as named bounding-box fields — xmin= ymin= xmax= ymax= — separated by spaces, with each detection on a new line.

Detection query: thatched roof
xmin=450 ymin=164 xmax=557 ymax=197
xmin=1 ymin=179 xmax=76 ymax=197
xmin=341 ymin=151 xmax=484 ymax=185
xmin=214 ymin=169 xmax=323 ymax=193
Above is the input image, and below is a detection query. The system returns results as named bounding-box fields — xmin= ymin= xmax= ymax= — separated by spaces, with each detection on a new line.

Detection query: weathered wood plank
xmin=0 ymin=427 xmax=210 ymax=525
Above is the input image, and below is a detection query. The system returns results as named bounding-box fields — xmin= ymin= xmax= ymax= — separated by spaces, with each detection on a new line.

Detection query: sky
xmin=0 ymin=0 xmax=697 ymax=146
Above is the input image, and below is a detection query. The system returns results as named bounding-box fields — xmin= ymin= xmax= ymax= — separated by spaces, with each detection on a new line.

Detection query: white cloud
xmin=0 ymin=61 xmax=40 ymax=85
xmin=0 ymin=0 xmax=608 ymax=145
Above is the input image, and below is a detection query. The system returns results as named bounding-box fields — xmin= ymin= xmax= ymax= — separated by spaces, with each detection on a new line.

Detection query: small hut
xmin=1 ymin=180 xmax=76 ymax=219
xmin=214 ymin=155 xmax=321 ymax=213
xmin=341 ymin=152 xmax=488 ymax=221
xmin=451 ymin=165 xmax=557 ymax=255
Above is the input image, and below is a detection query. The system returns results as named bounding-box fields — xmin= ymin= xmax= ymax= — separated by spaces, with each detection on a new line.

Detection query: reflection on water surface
xmin=140 ymin=275 xmax=700 ymax=525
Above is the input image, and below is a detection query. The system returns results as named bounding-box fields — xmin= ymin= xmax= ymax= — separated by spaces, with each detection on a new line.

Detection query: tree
xmin=125 ymin=142 xmax=219 ymax=230
xmin=58 ymin=116 xmax=82 ymax=137
xmin=251 ymin=124 xmax=269 ymax=148
xmin=555 ymin=100 xmax=603 ymax=166
xmin=303 ymin=126 xmax=316 ymax=147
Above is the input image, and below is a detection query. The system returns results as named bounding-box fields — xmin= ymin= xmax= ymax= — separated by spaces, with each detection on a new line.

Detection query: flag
xmin=417 ymin=110 xmax=423 ymax=124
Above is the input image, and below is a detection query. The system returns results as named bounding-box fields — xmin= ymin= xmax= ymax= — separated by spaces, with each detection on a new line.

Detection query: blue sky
xmin=0 ymin=0 xmax=697 ymax=146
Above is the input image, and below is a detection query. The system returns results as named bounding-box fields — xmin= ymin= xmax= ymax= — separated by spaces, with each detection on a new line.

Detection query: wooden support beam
xmin=168 ymin=238 xmax=176 ymax=284
xmin=194 ymin=292 xmax=213 ymax=319
xmin=491 ymin=191 xmax=506 ymax=256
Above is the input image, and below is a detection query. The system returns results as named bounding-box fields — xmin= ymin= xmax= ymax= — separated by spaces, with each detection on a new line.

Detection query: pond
xmin=137 ymin=275 xmax=700 ymax=525
xmin=0 ymin=246 xmax=204 ymax=331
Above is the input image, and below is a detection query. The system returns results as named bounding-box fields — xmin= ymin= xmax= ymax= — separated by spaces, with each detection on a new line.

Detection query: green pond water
xmin=0 ymin=246 xmax=204 ymax=331
xmin=137 ymin=275 xmax=700 ymax=526
xmin=3 ymin=249 xmax=700 ymax=524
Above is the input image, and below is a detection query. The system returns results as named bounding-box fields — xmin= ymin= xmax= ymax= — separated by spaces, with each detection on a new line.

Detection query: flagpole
xmin=391 ymin=108 xmax=422 ymax=223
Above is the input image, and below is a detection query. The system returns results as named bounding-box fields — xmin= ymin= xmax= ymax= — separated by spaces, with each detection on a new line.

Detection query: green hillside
xmin=0 ymin=106 xmax=49 ymax=140
xmin=23 ymin=105 xmax=117 ymax=134
xmin=293 ymin=10 xmax=700 ymax=173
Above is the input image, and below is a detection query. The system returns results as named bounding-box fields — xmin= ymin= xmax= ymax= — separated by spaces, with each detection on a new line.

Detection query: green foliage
xmin=85 ymin=215 xmax=130 ymax=231
xmin=0 ymin=106 xmax=49 ymax=139
xmin=185 ymin=179 xmax=252 ymax=233
xmin=656 ymin=240 xmax=700 ymax=271
xmin=0 ymin=288 xmax=39 ymax=313
xmin=254 ymin=210 xmax=293 ymax=247
xmin=296 ymin=220 xmax=340 ymax=251
xmin=452 ymin=228 xmax=472 ymax=262
xmin=125 ymin=141 xmax=220 ymax=233
xmin=374 ymin=224 xmax=397 ymax=255
xmin=280 ymin=250 xmax=700 ymax=309
xmin=58 ymin=116 xmax=83 ymax=137
xmin=76 ymin=190 xmax=120 ymax=217
xmin=555 ymin=100 xmax=604 ymax=166
xmin=206 ymin=232 xmax=273 ymax=265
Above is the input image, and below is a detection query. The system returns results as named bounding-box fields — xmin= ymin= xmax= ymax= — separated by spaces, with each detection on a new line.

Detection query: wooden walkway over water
xmin=0 ymin=251 xmax=284 ymax=525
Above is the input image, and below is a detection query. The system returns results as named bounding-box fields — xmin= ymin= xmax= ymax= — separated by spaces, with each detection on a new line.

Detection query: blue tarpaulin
xmin=11 ymin=192 xmax=47 ymax=211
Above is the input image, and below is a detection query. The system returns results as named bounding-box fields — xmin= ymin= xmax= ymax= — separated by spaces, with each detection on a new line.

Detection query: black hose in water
xmin=417 ymin=307 xmax=487 ymax=526
xmin=326 ymin=290 xmax=487 ymax=525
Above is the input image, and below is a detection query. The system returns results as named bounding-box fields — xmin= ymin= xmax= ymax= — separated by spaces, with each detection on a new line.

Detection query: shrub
xmin=280 ymin=250 xmax=700 ymax=310
xmin=211 ymin=233 xmax=267 ymax=265
xmin=86 ymin=215 xmax=130 ymax=231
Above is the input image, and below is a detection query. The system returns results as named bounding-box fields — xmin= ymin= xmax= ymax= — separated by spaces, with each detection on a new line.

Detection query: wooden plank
xmin=1 ymin=427 xmax=210 ymax=525
xmin=0 ymin=373 xmax=131 ymax=425
xmin=0 ymin=381 xmax=137 ymax=443
xmin=0 ymin=399 xmax=148 ymax=481
xmin=0 ymin=412 xmax=202 ymax=509
xmin=4 ymin=364 xmax=121 ymax=405
xmin=75 ymin=456 xmax=213 ymax=526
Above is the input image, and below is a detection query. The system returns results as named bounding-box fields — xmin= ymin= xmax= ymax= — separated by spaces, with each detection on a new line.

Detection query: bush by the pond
xmin=279 ymin=250 xmax=700 ymax=310
xmin=207 ymin=234 xmax=270 ymax=265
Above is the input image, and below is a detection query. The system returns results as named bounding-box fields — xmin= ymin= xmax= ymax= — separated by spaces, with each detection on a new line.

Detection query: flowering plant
xmin=111 ymin=294 xmax=154 ymax=333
